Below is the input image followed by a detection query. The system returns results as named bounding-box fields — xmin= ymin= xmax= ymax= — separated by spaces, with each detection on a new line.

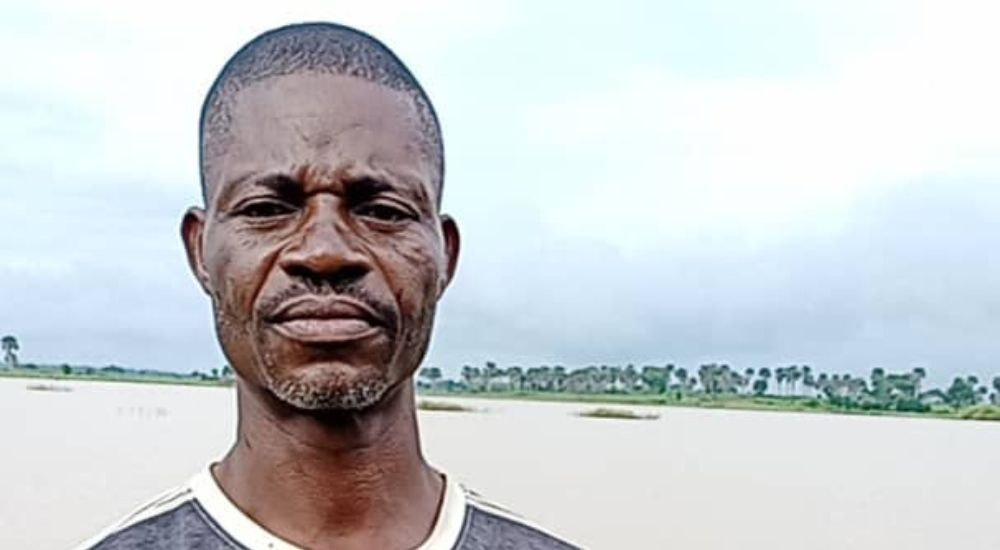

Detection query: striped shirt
xmin=77 ymin=467 xmax=579 ymax=550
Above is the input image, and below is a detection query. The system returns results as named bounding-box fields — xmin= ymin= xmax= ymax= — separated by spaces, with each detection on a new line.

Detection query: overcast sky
xmin=2 ymin=0 xmax=998 ymax=386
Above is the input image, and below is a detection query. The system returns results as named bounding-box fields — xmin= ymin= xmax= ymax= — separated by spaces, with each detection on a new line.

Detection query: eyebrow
xmin=216 ymin=172 xmax=302 ymax=206
xmin=345 ymin=174 xmax=435 ymax=215
xmin=214 ymin=169 xmax=433 ymax=210
xmin=344 ymin=176 xmax=394 ymax=198
xmin=253 ymin=173 xmax=303 ymax=198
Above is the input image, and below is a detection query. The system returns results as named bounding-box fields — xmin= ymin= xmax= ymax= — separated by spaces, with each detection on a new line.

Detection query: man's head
xmin=182 ymin=23 xmax=459 ymax=412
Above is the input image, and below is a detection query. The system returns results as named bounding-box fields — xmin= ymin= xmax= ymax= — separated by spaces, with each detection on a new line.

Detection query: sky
xmin=1 ymin=0 xmax=998 ymax=387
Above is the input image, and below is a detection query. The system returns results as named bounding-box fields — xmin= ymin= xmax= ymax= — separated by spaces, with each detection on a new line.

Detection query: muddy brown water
xmin=2 ymin=378 xmax=998 ymax=549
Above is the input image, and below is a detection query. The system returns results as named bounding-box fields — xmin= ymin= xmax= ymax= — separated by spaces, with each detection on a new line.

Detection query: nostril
xmin=284 ymin=263 xmax=370 ymax=294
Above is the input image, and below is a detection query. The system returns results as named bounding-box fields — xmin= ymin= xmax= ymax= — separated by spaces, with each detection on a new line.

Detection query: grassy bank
xmin=0 ymin=367 xmax=231 ymax=388
xmin=418 ymin=390 xmax=992 ymax=422
xmin=4 ymin=368 xmax=997 ymax=422
xmin=577 ymin=407 xmax=660 ymax=420
xmin=416 ymin=399 xmax=478 ymax=412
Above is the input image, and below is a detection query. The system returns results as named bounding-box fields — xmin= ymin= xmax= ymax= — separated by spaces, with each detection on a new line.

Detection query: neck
xmin=214 ymin=379 xmax=444 ymax=550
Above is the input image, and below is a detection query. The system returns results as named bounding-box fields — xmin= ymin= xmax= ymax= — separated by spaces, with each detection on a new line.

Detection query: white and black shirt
xmin=78 ymin=467 xmax=579 ymax=550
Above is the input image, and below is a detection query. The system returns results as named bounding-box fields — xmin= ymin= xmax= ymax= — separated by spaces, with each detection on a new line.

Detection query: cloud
xmin=519 ymin=15 xmax=1000 ymax=251
xmin=1 ymin=0 xmax=998 ymax=387
xmin=429 ymin=178 xmax=1000 ymax=387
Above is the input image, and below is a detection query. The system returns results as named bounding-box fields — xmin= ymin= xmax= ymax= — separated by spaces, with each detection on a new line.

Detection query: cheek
xmin=206 ymin=237 xmax=273 ymax=322
xmin=375 ymin=231 xmax=443 ymax=320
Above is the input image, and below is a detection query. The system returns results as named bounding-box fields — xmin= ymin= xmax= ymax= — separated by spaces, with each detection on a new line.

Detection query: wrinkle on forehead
xmin=206 ymin=73 xmax=439 ymax=206
xmin=204 ymin=73 xmax=439 ymax=203
xmin=290 ymin=119 xmax=363 ymax=150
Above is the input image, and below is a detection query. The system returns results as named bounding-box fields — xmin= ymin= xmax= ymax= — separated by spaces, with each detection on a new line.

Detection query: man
xmin=80 ymin=22 xmax=577 ymax=550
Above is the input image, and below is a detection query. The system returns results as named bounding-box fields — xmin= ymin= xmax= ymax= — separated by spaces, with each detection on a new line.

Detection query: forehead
xmin=209 ymin=73 xmax=435 ymax=200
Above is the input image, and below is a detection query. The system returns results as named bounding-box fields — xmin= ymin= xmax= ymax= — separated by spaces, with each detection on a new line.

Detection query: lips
xmin=265 ymin=296 xmax=384 ymax=344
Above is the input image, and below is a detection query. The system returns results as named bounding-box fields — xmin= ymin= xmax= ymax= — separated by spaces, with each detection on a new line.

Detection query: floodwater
xmin=1 ymin=378 xmax=999 ymax=550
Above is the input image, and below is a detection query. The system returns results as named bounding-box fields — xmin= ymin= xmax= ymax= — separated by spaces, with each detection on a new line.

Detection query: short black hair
xmin=199 ymin=22 xmax=443 ymax=204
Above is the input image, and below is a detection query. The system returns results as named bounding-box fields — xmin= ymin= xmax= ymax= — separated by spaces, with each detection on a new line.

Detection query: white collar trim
xmin=189 ymin=465 xmax=467 ymax=550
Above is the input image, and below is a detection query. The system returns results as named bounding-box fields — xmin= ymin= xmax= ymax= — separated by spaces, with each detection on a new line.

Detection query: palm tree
xmin=674 ymin=368 xmax=689 ymax=398
xmin=743 ymin=369 xmax=755 ymax=394
xmin=640 ymin=366 xmax=665 ymax=394
xmin=461 ymin=365 xmax=480 ymax=392
xmin=756 ymin=368 xmax=772 ymax=396
xmin=719 ymin=364 xmax=737 ymax=394
xmin=801 ymin=366 xmax=814 ymax=397
xmin=945 ymin=377 xmax=980 ymax=408
xmin=506 ymin=366 xmax=524 ymax=392
xmin=484 ymin=361 xmax=499 ymax=392
xmin=698 ymin=364 xmax=716 ymax=395
xmin=1 ymin=335 xmax=19 ymax=368
xmin=774 ymin=367 xmax=787 ymax=395
xmin=870 ymin=367 xmax=887 ymax=400
xmin=419 ymin=367 xmax=443 ymax=390
xmin=847 ymin=376 xmax=867 ymax=400
xmin=622 ymin=364 xmax=640 ymax=393
xmin=664 ymin=364 xmax=675 ymax=395
xmin=977 ymin=385 xmax=989 ymax=404
xmin=552 ymin=365 xmax=567 ymax=392
xmin=816 ymin=372 xmax=830 ymax=398
xmin=787 ymin=365 xmax=802 ymax=396
xmin=911 ymin=367 xmax=926 ymax=397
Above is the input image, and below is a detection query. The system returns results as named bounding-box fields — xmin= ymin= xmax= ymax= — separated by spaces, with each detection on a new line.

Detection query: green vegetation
xmin=416 ymin=399 xmax=477 ymax=413
xmin=0 ymin=363 xmax=234 ymax=387
xmin=577 ymin=407 xmax=659 ymax=420
xmin=3 ymin=332 xmax=999 ymax=422
xmin=25 ymin=383 xmax=73 ymax=392
xmin=957 ymin=405 xmax=1000 ymax=421
xmin=0 ymin=332 xmax=239 ymax=386
xmin=419 ymin=363 xmax=1000 ymax=422
xmin=2 ymin=335 xmax=19 ymax=368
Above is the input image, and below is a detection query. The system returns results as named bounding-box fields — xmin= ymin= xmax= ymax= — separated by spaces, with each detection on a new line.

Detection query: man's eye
xmin=354 ymin=203 xmax=414 ymax=223
xmin=237 ymin=201 xmax=295 ymax=218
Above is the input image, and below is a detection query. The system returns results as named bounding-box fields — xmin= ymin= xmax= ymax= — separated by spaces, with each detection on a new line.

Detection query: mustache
xmin=258 ymin=282 xmax=398 ymax=332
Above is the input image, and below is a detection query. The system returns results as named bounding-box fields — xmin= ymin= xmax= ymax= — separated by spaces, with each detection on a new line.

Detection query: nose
xmin=278 ymin=197 xmax=371 ymax=286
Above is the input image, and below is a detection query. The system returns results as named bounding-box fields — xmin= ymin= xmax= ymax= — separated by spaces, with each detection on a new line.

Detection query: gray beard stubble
xmin=267 ymin=369 xmax=391 ymax=411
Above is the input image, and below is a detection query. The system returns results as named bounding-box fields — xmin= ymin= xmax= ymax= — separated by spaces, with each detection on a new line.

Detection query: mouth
xmin=264 ymin=296 xmax=385 ymax=345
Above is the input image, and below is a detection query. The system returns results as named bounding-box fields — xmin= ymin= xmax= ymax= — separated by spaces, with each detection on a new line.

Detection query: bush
xmin=894 ymin=399 xmax=930 ymax=413
xmin=417 ymin=400 xmax=476 ymax=413
xmin=576 ymin=407 xmax=659 ymax=420
xmin=958 ymin=405 xmax=1000 ymax=421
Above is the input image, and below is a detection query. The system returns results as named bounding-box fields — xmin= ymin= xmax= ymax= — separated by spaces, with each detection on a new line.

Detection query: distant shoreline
xmin=0 ymin=367 xmax=231 ymax=388
xmin=4 ymin=367 xmax=999 ymax=422
xmin=418 ymin=390 xmax=972 ymax=421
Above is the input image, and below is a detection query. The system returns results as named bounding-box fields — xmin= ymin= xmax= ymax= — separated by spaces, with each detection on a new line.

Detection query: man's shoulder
xmin=78 ymin=483 xmax=238 ymax=550
xmin=457 ymin=490 xmax=581 ymax=550
xmin=79 ymin=472 xmax=582 ymax=550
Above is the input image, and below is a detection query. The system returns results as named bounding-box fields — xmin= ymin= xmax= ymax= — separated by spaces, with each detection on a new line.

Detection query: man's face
xmin=183 ymin=73 xmax=458 ymax=411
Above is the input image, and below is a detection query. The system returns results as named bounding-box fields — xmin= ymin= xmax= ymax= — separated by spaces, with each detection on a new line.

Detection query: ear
xmin=438 ymin=214 xmax=460 ymax=297
xmin=181 ymin=207 xmax=213 ymax=296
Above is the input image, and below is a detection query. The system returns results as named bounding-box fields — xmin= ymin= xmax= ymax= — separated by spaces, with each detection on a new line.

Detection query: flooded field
xmin=1 ymin=378 xmax=998 ymax=549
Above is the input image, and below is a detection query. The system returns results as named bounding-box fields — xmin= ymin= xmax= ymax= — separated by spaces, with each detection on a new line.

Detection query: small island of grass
xmin=417 ymin=399 xmax=477 ymax=413
xmin=577 ymin=407 xmax=659 ymax=420
xmin=25 ymin=383 xmax=73 ymax=392
xmin=957 ymin=405 xmax=1000 ymax=421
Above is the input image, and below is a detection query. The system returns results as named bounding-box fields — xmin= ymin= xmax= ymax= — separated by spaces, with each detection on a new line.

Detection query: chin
xmin=264 ymin=361 xmax=392 ymax=411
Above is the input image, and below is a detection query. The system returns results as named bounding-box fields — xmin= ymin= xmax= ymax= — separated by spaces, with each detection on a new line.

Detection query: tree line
xmin=4 ymin=330 xmax=998 ymax=412
xmin=419 ymin=362 xmax=1000 ymax=412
